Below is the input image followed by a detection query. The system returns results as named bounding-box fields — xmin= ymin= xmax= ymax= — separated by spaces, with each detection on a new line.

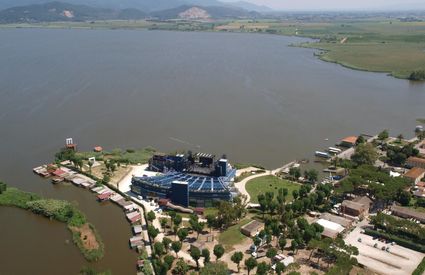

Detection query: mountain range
xmin=0 ymin=0 xmax=272 ymax=12
xmin=0 ymin=1 xmax=263 ymax=23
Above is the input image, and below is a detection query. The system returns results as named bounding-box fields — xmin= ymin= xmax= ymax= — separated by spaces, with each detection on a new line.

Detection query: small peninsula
xmin=0 ymin=183 xmax=104 ymax=262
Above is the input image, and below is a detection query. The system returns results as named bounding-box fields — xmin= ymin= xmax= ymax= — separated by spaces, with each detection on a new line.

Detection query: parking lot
xmin=345 ymin=227 xmax=424 ymax=275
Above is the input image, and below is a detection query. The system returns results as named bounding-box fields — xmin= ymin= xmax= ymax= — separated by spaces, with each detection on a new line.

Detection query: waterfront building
xmin=131 ymin=152 xmax=236 ymax=207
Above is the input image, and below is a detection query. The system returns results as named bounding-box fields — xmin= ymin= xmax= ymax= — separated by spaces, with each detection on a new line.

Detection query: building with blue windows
xmin=131 ymin=152 xmax=236 ymax=207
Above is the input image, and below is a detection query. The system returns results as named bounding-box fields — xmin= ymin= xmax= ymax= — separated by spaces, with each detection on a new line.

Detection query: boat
xmin=315 ymin=151 xmax=331 ymax=159
xmin=328 ymin=147 xmax=342 ymax=154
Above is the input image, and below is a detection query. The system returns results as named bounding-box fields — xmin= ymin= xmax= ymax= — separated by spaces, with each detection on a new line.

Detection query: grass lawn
xmin=246 ymin=175 xmax=301 ymax=203
xmin=76 ymin=147 xmax=156 ymax=164
xmin=218 ymin=218 xmax=251 ymax=251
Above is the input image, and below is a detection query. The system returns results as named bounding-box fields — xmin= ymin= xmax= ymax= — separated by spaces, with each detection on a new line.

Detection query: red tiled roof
xmin=52 ymin=169 xmax=66 ymax=176
xmin=404 ymin=167 xmax=425 ymax=179
xmin=341 ymin=136 xmax=358 ymax=144
xmin=97 ymin=192 xmax=112 ymax=200
xmin=408 ymin=157 xmax=425 ymax=164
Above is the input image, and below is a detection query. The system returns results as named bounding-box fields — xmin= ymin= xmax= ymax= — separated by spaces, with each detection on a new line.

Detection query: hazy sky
xmin=222 ymin=0 xmax=418 ymax=10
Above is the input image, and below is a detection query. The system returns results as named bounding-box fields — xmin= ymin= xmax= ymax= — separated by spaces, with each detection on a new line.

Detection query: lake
xmin=0 ymin=28 xmax=424 ymax=274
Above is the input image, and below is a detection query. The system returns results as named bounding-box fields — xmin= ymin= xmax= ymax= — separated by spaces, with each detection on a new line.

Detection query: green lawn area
xmin=246 ymin=175 xmax=301 ymax=203
xmin=76 ymin=147 xmax=156 ymax=164
xmin=218 ymin=218 xmax=251 ymax=251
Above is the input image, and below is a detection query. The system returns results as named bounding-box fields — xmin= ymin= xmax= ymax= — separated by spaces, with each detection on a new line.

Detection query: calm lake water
xmin=0 ymin=28 xmax=424 ymax=274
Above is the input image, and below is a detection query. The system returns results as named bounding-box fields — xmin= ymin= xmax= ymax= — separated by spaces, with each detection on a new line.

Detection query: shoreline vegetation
xmin=1 ymin=19 xmax=425 ymax=80
xmin=0 ymin=185 xmax=104 ymax=262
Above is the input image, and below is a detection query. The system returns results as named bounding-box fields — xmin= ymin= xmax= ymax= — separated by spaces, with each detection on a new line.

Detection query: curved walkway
xmin=234 ymin=161 xmax=296 ymax=204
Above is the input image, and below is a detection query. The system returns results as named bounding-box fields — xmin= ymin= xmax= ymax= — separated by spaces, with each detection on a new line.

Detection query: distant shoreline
xmin=1 ymin=19 xmax=423 ymax=81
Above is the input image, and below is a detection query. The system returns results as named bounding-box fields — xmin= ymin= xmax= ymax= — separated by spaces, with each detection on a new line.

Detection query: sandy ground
xmin=118 ymin=164 xmax=158 ymax=192
xmin=345 ymin=227 xmax=424 ymax=275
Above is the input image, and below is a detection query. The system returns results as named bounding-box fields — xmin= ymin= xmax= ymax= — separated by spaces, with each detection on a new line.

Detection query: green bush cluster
xmin=364 ymin=229 xmax=425 ymax=253
xmin=26 ymin=199 xmax=87 ymax=226
xmin=0 ymin=187 xmax=40 ymax=208
xmin=0 ymin=182 xmax=7 ymax=194
xmin=409 ymin=70 xmax=425 ymax=81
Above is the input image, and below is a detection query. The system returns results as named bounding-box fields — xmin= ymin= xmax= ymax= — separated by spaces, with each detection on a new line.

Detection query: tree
xmin=258 ymin=194 xmax=268 ymax=218
xmin=199 ymin=262 xmax=228 ymax=275
xmin=162 ymin=237 xmax=172 ymax=252
xmin=192 ymin=221 xmax=205 ymax=239
xmin=153 ymin=242 xmax=165 ymax=257
xmin=275 ymin=262 xmax=285 ymax=275
xmin=292 ymin=190 xmax=299 ymax=200
xmin=168 ymin=211 xmax=176 ymax=228
xmin=397 ymin=134 xmax=404 ymax=143
xmin=216 ymin=200 xmax=238 ymax=229
xmin=213 ymin=244 xmax=225 ymax=261
xmin=266 ymin=247 xmax=277 ymax=260
xmin=397 ymin=190 xmax=411 ymax=206
xmin=171 ymin=241 xmax=182 ymax=257
xmin=177 ymin=228 xmax=188 ymax=242
xmin=160 ymin=218 xmax=168 ymax=232
xmin=147 ymin=210 xmax=156 ymax=223
xmin=351 ymin=143 xmax=378 ymax=166
xmin=190 ymin=246 xmax=201 ymax=270
xmin=356 ymin=135 xmax=366 ymax=145
xmin=378 ymin=130 xmax=389 ymax=141
xmin=244 ymin=257 xmax=257 ymax=275
xmin=278 ymin=237 xmax=287 ymax=251
xmin=202 ymin=248 xmax=210 ymax=264
xmin=289 ymin=167 xmax=301 ymax=180
xmin=291 ymin=240 xmax=299 ymax=254
xmin=231 ymin=251 xmax=243 ymax=273
xmin=163 ymin=255 xmax=175 ymax=271
xmin=253 ymin=237 xmax=262 ymax=247
xmin=206 ymin=214 xmax=216 ymax=232
xmin=304 ymin=169 xmax=319 ymax=184
xmin=172 ymin=258 xmax=189 ymax=275
xmin=173 ymin=214 xmax=182 ymax=228
xmin=277 ymin=187 xmax=288 ymax=204
xmin=148 ymin=225 xmax=159 ymax=240
xmin=256 ymin=262 xmax=270 ymax=275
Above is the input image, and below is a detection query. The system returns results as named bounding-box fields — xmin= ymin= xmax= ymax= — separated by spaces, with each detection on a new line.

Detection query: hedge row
xmin=364 ymin=229 xmax=425 ymax=253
